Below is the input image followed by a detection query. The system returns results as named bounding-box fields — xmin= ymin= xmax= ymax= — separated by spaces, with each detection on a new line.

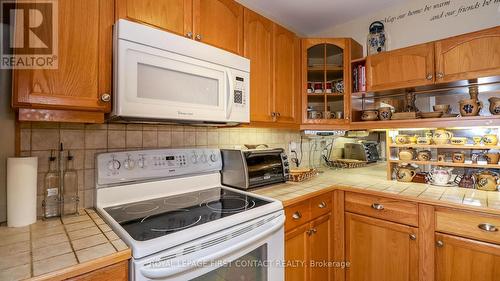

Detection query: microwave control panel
xmin=233 ymin=76 xmax=246 ymax=106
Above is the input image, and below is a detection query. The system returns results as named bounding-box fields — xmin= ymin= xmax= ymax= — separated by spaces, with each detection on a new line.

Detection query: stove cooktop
xmin=104 ymin=187 xmax=271 ymax=241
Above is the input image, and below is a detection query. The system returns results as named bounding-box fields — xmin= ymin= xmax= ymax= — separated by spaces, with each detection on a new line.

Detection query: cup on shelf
xmin=452 ymin=152 xmax=465 ymax=163
xmin=335 ymin=111 xmax=343 ymax=119
xmin=473 ymin=136 xmax=483 ymax=145
xmin=484 ymin=152 xmax=499 ymax=164
xmin=437 ymin=154 xmax=447 ymax=162
xmin=433 ymin=104 xmax=451 ymax=114
xmin=378 ymin=107 xmax=392 ymax=121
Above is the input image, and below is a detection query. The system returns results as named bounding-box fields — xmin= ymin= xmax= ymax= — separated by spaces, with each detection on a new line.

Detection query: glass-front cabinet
xmin=302 ymin=38 xmax=362 ymax=127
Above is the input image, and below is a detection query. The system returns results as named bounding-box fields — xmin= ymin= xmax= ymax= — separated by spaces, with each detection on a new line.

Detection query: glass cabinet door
xmin=305 ymin=41 xmax=346 ymax=123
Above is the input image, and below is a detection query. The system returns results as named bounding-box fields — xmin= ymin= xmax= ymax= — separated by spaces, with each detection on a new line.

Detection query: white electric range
xmin=95 ymin=148 xmax=285 ymax=281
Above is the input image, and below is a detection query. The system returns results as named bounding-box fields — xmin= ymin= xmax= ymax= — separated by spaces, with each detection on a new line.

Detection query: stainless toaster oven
xmin=221 ymin=148 xmax=289 ymax=190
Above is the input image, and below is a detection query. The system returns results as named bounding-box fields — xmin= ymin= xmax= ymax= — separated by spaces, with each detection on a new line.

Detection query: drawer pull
xmin=371 ymin=203 xmax=384 ymax=210
xmin=436 ymin=240 xmax=444 ymax=248
xmin=409 ymin=234 xmax=417 ymax=240
xmin=478 ymin=223 xmax=498 ymax=232
xmin=292 ymin=211 xmax=302 ymax=220
xmin=318 ymin=201 xmax=327 ymax=208
xmin=311 ymin=227 xmax=317 ymax=234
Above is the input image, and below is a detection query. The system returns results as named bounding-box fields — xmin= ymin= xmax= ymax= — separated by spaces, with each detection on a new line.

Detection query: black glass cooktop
xmin=104 ymin=187 xmax=271 ymax=241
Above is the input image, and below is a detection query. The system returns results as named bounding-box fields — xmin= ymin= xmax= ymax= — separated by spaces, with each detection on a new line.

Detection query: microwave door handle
xmin=140 ymin=215 xmax=285 ymax=279
xmin=226 ymin=70 xmax=234 ymax=119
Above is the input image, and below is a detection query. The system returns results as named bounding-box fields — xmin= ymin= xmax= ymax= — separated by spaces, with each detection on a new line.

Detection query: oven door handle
xmin=140 ymin=215 xmax=285 ymax=279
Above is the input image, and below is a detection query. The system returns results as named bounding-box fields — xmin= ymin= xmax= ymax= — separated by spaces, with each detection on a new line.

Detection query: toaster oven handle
xmin=140 ymin=215 xmax=285 ymax=279
xmin=226 ymin=69 xmax=234 ymax=119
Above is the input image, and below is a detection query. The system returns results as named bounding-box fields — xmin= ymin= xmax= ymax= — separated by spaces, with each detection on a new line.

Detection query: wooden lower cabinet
xmin=435 ymin=233 xmax=500 ymax=281
xmin=345 ymin=212 xmax=419 ymax=281
xmin=285 ymin=213 xmax=333 ymax=281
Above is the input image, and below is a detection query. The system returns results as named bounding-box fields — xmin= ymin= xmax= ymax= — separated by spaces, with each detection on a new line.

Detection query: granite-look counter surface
xmin=0 ymin=209 xmax=131 ymax=281
xmin=252 ymin=164 xmax=500 ymax=214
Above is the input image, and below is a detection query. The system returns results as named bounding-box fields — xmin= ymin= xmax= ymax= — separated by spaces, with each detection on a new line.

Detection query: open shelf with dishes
xmin=386 ymin=128 xmax=500 ymax=191
xmin=350 ymin=81 xmax=500 ymax=129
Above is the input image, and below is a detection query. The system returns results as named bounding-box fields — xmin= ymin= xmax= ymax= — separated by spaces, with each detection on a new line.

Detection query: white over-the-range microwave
xmin=111 ymin=19 xmax=250 ymax=125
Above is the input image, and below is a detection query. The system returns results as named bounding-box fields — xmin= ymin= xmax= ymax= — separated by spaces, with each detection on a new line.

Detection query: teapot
xmin=428 ymin=167 xmax=456 ymax=186
xmin=394 ymin=134 xmax=409 ymax=145
xmin=396 ymin=165 xmax=418 ymax=182
xmin=454 ymin=171 xmax=475 ymax=189
xmin=433 ymin=129 xmax=454 ymax=145
xmin=483 ymin=134 xmax=498 ymax=146
xmin=474 ymin=170 xmax=499 ymax=191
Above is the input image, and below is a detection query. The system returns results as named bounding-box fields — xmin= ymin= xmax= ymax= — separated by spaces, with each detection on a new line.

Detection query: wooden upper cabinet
xmin=435 ymin=26 xmax=500 ymax=83
xmin=273 ymin=24 xmax=299 ymax=124
xmin=193 ymin=0 xmax=243 ymax=55
xmin=244 ymin=9 xmax=274 ymax=123
xmin=13 ymin=0 xmax=113 ymax=114
xmin=346 ymin=213 xmax=418 ymax=281
xmin=435 ymin=233 xmax=500 ymax=281
xmin=116 ymin=0 xmax=192 ymax=37
xmin=366 ymin=42 xmax=435 ymax=92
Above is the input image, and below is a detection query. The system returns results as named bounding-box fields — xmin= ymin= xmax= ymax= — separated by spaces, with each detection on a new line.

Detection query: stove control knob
xmin=200 ymin=153 xmax=208 ymax=163
xmin=191 ymin=153 xmax=198 ymax=164
xmin=209 ymin=153 xmax=218 ymax=162
xmin=123 ymin=158 xmax=136 ymax=170
xmin=137 ymin=156 xmax=146 ymax=168
xmin=107 ymin=159 xmax=121 ymax=171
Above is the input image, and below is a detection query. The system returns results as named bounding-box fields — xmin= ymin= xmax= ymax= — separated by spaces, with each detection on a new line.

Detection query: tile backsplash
xmin=18 ymin=122 xmax=305 ymax=216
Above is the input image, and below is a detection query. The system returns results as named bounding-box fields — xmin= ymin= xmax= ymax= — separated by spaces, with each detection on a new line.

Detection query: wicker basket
xmin=288 ymin=169 xmax=318 ymax=182
xmin=330 ymin=159 xmax=367 ymax=169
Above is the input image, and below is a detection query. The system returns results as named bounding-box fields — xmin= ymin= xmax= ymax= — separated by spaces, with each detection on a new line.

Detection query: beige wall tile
xmin=107 ymin=124 xmax=125 ymax=130
xmin=60 ymin=123 xmax=85 ymax=130
xmin=126 ymin=130 xmax=143 ymax=148
xmin=207 ymin=131 xmax=218 ymax=145
xmin=184 ymin=131 xmax=196 ymax=147
xmin=60 ymin=130 xmax=84 ymax=149
xmin=84 ymin=190 xmax=94 ymax=208
xmin=142 ymin=131 xmax=158 ymax=148
xmin=32 ymin=129 xmax=59 ymax=150
xmin=84 ymin=130 xmax=107 ymax=149
xmin=171 ymin=132 xmax=185 ymax=147
xmin=20 ymin=129 xmax=31 ymax=151
xmin=158 ymin=131 xmax=172 ymax=147
xmin=84 ymin=169 xmax=94 ymax=189
xmin=196 ymin=131 xmax=208 ymax=146
xmin=107 ymin=130 xmax=126 ymax=149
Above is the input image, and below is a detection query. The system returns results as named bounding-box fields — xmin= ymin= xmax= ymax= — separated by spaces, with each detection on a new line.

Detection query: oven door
xmin=134 ymin=212 xmax=284 ymax=281
xmin=115 ymin=39 xmax=235 ymax=123
xmin=244 ymin=150 xmax=286 ymax=188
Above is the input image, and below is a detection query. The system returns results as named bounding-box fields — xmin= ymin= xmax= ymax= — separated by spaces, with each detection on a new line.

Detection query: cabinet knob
xmin=436 ymin=240 xmax=444 ymax=248
xmin=371 ymin=203 xmax=384 ymax=210
xmin=318 ymin=201 xmax=327 ymax=208
xmin=311 ymin=227 xmax=317 ymax=234
xmin=306 ymin=229 xmax=313 ymax=236
xmin=426 ymin=73 xmax=433 ymax=80
xmin=270 ymin=112 xmax=276 ymax=117
xmin=276 ymin=112 xmax=281 ymax=117
xmin=292 ymin=211 xmax=302 ymax=220
xmin=100 ymin=93 xmax=111 ymax=103
xmin=409 ymin=234 xmax=417 ymax=240
xmin=478 ymin=223 xmax=498 ymax=232
xmin=436 ymin=72 xmax=444 ymax=79
xmin=186 ymin=32 xmax=193 ymax=39
xmin=195 ymin=34 xmax=202 ymax=41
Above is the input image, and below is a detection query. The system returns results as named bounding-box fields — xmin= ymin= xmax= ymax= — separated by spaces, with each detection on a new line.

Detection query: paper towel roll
xmin=7 ymin=157 xmax=38 ymax=227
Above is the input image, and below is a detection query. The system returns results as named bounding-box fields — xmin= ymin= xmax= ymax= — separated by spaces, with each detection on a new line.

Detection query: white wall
xmin=312 ymin=0 xmax=500 ymax=55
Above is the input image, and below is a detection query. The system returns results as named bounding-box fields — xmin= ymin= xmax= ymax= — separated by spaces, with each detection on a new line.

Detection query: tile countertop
xmin=252 ymin=164 xmax=500 ymax=215
xmin=0 ymin=209 xmax=131 ymax=281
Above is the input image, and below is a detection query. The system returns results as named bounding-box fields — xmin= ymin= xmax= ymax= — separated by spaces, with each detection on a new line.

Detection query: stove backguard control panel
xmin=96 ymin=148 xmax=222 ymax=186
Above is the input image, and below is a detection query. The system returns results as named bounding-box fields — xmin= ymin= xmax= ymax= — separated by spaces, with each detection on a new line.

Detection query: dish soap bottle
xmin=63 ymin=151 xmax=79 ymax=216
xmin=43 ymin=153 xmax=60 ymax=218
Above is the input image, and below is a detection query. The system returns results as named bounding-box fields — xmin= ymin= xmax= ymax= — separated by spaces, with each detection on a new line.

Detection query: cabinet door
xmin=285 ymin=224 xmax=309 ymax=281
xmin=309 ymin=214 xmax=333 ymax=281
xmin=13 ymin=0 xmax=113 ymax=113
xmin=116 ymin=0 xmax=192 ymax=37
xmin=346 ymin=213 xmax=419 ymax=281
xmin=435 ymin=26 xmax=500 ymax=83
xmin=366 ymin=42 xmax=435 ymax=91
xmin=435 ymin=233 xmax=500 ymax=281
xmin=193 ymin=0 xmax=243 ymax=55
xmin=244 ymin=9 xmax=274 ymax=122
xmin=273 ymin=24 xmax=299 ymax=124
